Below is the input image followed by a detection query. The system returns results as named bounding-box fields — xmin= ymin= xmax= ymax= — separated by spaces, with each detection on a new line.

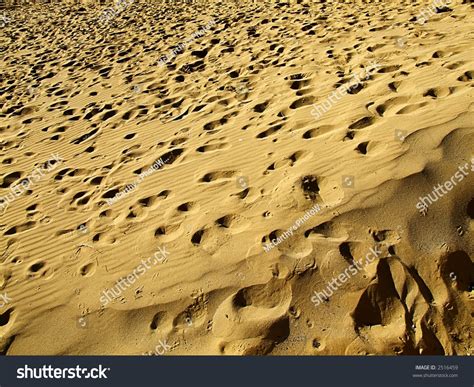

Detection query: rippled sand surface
xmin=0 ymin=0 xmax=473 ymax=355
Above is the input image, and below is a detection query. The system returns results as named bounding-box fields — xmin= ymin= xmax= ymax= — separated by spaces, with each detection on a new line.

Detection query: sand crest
xmin=0 ymin=0 xmax=473 ymax=355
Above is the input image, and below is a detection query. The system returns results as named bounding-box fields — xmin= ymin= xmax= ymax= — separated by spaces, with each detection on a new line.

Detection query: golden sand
xmin=0 ymin=0 xmax=473 ymax=355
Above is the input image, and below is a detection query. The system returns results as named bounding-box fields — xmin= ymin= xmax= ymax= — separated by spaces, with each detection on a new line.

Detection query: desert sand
xmin=0 ymin=0 xmax=473 ymax=355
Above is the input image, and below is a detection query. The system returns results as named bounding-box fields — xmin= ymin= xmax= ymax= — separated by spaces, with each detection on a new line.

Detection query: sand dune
xmin=0 ymin=0 xmax=473 ymax=355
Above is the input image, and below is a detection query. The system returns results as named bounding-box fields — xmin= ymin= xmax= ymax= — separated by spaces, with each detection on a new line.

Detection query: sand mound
xmin=0 ymin=0 xmax=472 ymax=355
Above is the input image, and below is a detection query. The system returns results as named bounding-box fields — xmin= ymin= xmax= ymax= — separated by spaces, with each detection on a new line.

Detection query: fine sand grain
xmin=0 ymin=0 xmax=473 ymax=355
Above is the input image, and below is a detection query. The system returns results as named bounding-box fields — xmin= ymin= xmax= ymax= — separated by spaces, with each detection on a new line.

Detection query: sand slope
xmin=0 ymin=0 xmax=473 ymax=355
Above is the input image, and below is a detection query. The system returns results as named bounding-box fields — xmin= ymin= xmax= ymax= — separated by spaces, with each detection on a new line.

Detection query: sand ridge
xmin=0 ymin=0 xmax=473 ymax=355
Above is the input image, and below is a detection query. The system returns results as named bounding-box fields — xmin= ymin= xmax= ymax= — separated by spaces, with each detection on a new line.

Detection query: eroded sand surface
xmin=0 ymin=0 xmax=473 ymax=355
